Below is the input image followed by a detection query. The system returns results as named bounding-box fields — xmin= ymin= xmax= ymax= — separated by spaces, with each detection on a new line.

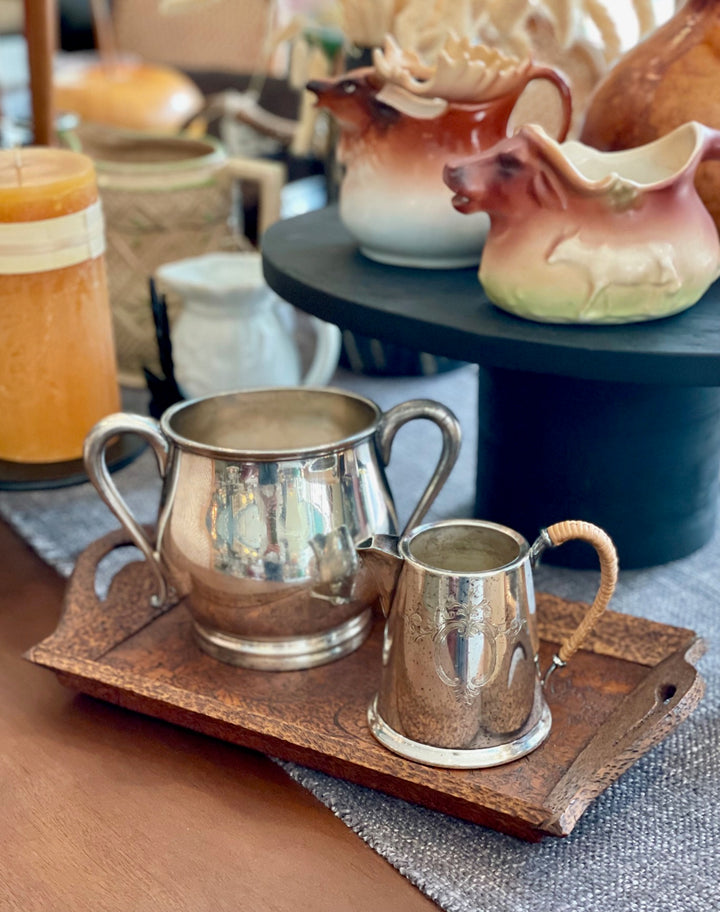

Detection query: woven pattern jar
xmin=78 ymin=131 xmax=245 ymax=386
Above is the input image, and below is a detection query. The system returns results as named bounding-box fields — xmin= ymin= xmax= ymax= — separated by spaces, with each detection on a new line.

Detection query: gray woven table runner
xmin=2 ymin=365 xmax=718 ymax=912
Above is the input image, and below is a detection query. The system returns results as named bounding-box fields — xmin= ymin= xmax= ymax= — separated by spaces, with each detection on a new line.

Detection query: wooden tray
xmin=26 ymin=529 xmax=706 ymax=842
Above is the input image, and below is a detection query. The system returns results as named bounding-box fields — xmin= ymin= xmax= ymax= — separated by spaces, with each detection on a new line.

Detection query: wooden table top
xmin=0 ymin=519 xmax=437 ymax=911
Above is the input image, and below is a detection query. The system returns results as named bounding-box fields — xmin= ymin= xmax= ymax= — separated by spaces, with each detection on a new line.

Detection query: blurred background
xmin=0 ymin=0 xmax=683 ymax=394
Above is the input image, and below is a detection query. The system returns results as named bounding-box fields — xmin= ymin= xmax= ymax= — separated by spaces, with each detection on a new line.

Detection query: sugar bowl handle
xmin=83 ymin=413 xmax=171 ymax=607
xmin=376 ymin=399 xmax=462 ymax=537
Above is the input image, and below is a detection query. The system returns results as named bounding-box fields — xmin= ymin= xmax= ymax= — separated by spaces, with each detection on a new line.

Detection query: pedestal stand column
xmin=474 ymin=366 xmax=720 ymax=569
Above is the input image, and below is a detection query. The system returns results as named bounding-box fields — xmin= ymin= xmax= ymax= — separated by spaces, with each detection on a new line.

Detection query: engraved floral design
xmin=410 ymin=598 xmax=527 ymax=703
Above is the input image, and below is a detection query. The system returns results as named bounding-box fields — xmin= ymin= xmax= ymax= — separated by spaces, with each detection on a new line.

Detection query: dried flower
xmin=373 ymin=34 xmax=532 ymax=103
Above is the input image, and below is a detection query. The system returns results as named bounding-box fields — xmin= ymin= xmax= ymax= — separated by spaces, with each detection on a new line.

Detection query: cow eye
xmin=497 ymin=153 xmax=523 ymax=175
xmin=341 ymin=81 xmax=357 ymax=94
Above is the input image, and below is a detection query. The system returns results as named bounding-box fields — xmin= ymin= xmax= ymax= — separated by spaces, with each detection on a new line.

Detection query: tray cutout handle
xmin=542 ymin=642 xmax=706 ymax=837
xmin=26 ymin=528 xmax=174 ymax=664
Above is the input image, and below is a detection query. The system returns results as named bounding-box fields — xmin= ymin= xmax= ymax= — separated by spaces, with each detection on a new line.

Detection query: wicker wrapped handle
xmin=541 ymin=520 xmax=619 ymax=680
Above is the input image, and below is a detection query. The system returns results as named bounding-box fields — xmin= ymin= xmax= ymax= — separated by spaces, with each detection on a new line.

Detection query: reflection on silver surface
xmin=206 ymin=461 xmax=338 ymax=583
xmin=164 ymin=438 xmax=394 ymax=652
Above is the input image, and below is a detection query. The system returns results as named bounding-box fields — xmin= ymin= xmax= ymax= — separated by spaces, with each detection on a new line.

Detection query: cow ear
xmin=531 ymin=168 xmax=567 ymax=211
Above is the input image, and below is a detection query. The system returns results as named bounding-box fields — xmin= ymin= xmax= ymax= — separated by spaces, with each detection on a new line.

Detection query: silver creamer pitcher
xmin=360 ymin=518 xmax=618 ymax=768
xmin=83 ymin=387 xmax=460 ymax=670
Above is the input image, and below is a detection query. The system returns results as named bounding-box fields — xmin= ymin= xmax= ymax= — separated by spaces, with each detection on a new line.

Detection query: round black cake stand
xmin=262 ymin=206 xmax=720 ymax=568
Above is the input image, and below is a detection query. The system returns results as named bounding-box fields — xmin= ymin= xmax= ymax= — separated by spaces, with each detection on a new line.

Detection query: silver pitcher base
xmin=192 ymin=608 xmax=373 ymax=671
xmin=367 ymin=695 xmax=552 ymax=769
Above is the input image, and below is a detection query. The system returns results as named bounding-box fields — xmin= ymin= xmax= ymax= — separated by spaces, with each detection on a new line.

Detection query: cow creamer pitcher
xmin=444 ymin=121 xmax=720 ymax=322
xmin=308 ymin=35 xmax=571 ymax=269
xmin=359 ymin=519 xmax=618 ymax=768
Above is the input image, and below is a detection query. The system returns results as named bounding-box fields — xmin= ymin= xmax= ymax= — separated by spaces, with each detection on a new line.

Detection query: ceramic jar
xmin=580 ymin=0 xmax=720 ymax=233
xmin=308 ymin=36 xmax=572 ymax=269
xmin=443 ymin=121 xmax=720 ymax=323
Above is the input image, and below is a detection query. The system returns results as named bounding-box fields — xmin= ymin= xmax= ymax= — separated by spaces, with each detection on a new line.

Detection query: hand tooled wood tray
xmin=26 ymin=529 xmax=706 ymax=841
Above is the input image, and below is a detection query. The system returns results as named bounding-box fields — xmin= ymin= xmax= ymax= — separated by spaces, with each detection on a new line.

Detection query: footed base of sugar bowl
xmin=193 ymin=608 xmax=373 ymax=671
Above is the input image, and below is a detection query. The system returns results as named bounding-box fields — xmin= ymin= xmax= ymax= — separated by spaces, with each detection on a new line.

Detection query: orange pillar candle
xmin=0 ymin=147 xmax=120 ymax=463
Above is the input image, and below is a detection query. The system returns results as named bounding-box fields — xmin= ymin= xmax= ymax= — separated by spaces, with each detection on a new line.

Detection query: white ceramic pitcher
xmin=155 ymin=251 xmax=341 ymax=398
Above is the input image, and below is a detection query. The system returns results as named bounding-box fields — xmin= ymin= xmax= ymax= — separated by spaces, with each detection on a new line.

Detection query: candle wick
xmin=12 ymin=146 xmax=23 ymax=185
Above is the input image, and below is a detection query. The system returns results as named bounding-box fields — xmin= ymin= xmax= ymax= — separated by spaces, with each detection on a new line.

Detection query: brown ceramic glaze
xmin=580 ymin=0 xmax=720 ymax=232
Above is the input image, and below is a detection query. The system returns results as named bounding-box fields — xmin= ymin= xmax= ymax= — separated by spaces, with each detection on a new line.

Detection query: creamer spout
xmin=356 ymin=534 xmax=404 ymax=617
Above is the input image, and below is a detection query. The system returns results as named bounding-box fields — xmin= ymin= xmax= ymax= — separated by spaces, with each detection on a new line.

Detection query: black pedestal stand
xmin=475 ymin=368 xmax=720 ymax=568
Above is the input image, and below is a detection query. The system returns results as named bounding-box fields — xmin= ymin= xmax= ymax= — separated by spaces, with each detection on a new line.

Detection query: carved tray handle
xmin=28 ymin=528 xmax=172 ymax=662
xmin=543 ymin=641 xmax=706 ymax=836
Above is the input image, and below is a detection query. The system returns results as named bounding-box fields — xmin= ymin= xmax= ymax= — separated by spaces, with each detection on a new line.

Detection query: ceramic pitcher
xmin=83 ymin=388 xmax=461 ymax=671
xmin=444 ymin=121 xmax=720 ymax=323
xmin=155 ymin=251 xmax=342 ymax=398
xmin=358 ymin=518 xmax=618 ymax=768
xmin=308 ymin=35 xmax=572 ymax=269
